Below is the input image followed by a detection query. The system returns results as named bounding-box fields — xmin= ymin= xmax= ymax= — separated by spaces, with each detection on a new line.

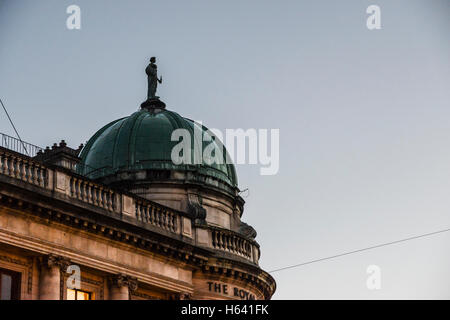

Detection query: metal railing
xmin=0 ymin=132 xmax=43 ymax=157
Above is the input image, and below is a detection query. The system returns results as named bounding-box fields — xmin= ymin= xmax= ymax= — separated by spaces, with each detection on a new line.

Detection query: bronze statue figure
xmin=146 ymin=57 xmax=162 ymax=99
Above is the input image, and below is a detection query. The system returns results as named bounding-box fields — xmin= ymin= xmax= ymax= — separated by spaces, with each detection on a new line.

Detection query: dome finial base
xmin=140 ymin=97 xmax=166 ymax=110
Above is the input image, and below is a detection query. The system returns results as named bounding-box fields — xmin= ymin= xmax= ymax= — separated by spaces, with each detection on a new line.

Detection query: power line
xmin=269 ymin=227 xmax=450 ymax=273
xmin=0 ymin=97 xmax=29 ymax=155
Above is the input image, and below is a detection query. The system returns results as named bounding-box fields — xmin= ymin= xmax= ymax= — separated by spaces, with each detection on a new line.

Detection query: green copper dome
xmin=78 ymin=109 xmax=238 ymax=188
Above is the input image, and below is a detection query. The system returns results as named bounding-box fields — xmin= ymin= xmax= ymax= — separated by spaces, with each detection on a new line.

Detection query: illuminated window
xmin=67 ymin=288 xmax=93 ymax=300
xmin=0 ymin=268 xmax=21 ymax=300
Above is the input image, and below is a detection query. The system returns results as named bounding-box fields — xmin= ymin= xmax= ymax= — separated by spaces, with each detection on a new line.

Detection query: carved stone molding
xmin=108 ymin=273 xmax=138 ymax=292
xmin=178 ymin=292 xmax=192 ymax=300
xmin=130 ymin=291 xmax=159 ymax=300
xmin=187 ymin=193 xmax=206 ymax=226
xmin=238 ymin=221 xmax=257 ymax=240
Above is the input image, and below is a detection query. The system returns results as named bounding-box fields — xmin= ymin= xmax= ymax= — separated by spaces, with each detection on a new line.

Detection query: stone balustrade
xmin=210 ymin=228 xmax=259 ymax=263
xmin=0 ymin=151 xmax=47 ymax=187
xmin=69 ymin=176 xmax=117 ymax=212
xmin=0 ymin=147 xmax=259 ymax=265
xmin=135 ymin=199 xmax=179 ymax=234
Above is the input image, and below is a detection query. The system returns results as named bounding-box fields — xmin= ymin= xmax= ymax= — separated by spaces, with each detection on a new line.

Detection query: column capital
xmin=108 ymin=273 xmax=138 ymax=292
xmin=40 ymin=254 xmax=71 ymax=271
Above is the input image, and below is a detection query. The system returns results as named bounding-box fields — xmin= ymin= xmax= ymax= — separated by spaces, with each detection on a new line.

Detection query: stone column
xmin=39 ymin=254 xmax=70 ymax=300
xmin=108 ymin=274 xmax=138 ymax=300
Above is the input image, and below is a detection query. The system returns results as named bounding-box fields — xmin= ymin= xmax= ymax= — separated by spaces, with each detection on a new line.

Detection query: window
xmin=0 ymin=268 xmax=21 ymax=300
xmin=67 ymin=288 xmax=93 ymax=300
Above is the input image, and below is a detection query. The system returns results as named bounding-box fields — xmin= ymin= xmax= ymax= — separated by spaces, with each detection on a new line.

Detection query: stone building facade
xmin=0 ymin=102 xmax=276 ymax=300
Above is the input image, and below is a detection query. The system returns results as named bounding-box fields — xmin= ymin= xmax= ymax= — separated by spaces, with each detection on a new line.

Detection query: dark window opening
xmin=0 ymin=268 xmax=21 ymax=300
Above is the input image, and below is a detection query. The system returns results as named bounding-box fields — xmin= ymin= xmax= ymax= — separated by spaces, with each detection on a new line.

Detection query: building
xmin=0 ymin=75 xmax=276 ymax=300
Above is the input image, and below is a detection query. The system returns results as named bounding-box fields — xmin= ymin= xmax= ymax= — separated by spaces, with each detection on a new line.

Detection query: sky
xmin=0 ymin=0 xmax=449 ymax=299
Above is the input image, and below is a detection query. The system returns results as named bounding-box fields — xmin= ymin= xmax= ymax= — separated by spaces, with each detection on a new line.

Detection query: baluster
xmin=173 ymin=214 xmax=177 ymax=232
xmin=16 ymin=159 xmax=23 ymax=180
xmin=21 ymin=160 xmax=27 ymax=181
xmin=92 ymin=187 xmax=98 ymax=205
xmin=87 ymin=184 xmax=93 ymax=203
xmin=110 ymin=191 xmax=115 ymax=211
xmin=98 ymin=189 xmax=103 ymax=207
xmin=236 ymin=238 xmax=240 ymax=255
xmin=111 ymin=192 xmax=116 ymax=211
xmin=4 ymin=155 xmax=9 ymax=175
xmin=98 ymin=188 xmax=103 ymax=207
xmin=162 ymin=210 xmax=168 ymax=230
xmin=9 ymin=156 xmax=15 ymax=177
xmin=135 ymin=203 xmax=140 ymax=220
xmin=164 ymin=211 xmax=168 ymax=229
xmin=106 ymin=191 xmax=112 ymax=211
xmin=4 ymin=155 xmax=9 ymax=176
xmin=225 ymin=235 xmax=229 ymax=251
xmin=80 ymin=182 xmax=86 ymax=201
xmin=21 ymin=161 xmax=28 ymax=181
xmin=217 ymin=232 xmax=222 ymax=249
xmin=15 ymin=158 xmax=20 ymax=179
xmin=223 ymin=234 xmax=227 ymax=250
xmin=149 ymin=206 xmax=154 ymax=224
xmin=144 ymin=205 xmax=149 ymax=223
xmin=32 ymin=164 xmax=38 ymax=185
xmin=171 ymin=214 xmax=177 ymax=232
xmin=26 ymin=162 xmax=33 ymax=183
xmin=166 ymin=212 xmax=171 ymax=230
xmin=40 ymin=167 xmax=46 ymax=187
xmin=137 ymin=203 xmax=143 ymax=221
xmin=35 ymin=166 xmax=41 ymax=186
xmin=78 ymin=180 xmax=83 ymax=200
xmin=212 ymin=231 xmax=217 ymax=248
xmin=155 ymin=208 xmax=160 ymax=226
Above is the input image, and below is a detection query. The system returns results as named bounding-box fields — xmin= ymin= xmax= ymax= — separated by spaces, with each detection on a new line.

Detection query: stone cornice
xmin=0 ymin=188 xmax=210 ymax=269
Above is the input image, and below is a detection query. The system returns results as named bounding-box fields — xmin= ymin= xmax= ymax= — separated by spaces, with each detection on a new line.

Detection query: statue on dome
xmin=146 ymin=57 xmax=162 ymax=100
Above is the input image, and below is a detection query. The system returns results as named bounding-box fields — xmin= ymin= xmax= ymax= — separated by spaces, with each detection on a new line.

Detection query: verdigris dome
xmin=78 ymin=109 xmax=238 ymax=188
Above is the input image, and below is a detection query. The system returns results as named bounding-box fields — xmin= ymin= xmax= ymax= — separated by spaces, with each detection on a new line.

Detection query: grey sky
xmin=0 ymin=0 xmax=449 ymax=299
